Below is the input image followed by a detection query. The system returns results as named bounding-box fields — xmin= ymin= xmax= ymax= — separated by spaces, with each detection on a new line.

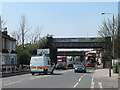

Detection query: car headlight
xmin=75 ymin=68 xmax=77 ymax=70
xmin=82 ymin=68 xmax=84 ymax=70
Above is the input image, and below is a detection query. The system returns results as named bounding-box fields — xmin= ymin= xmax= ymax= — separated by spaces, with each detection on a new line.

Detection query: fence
xmin=0 ymin=65 xmax=30 ymax=74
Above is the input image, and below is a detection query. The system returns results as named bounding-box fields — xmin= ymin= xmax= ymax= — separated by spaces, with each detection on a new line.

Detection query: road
xmin=1 ymin=67 xmax=118 ymax=88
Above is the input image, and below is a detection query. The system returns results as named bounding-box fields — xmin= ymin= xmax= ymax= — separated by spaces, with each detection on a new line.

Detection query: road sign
xmin=37 ymin=49 xmax=49 ymax=55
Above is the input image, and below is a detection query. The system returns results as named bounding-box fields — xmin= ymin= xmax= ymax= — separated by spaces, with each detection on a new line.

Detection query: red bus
xmin=85 ymin=52 xmax=96 ymax=67
xmin=57 ymin=57 xmax=67 ymax=63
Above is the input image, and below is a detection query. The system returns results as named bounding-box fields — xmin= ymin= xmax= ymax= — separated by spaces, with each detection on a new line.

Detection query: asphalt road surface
xmin=1 ymin=67 xmax=117 ymax=88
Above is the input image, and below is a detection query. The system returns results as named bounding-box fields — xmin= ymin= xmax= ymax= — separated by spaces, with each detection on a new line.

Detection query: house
xmin=0 ymin=30 xmax=2 ymax=66
xmin=1 ymin=27 xmax=17 ymax=65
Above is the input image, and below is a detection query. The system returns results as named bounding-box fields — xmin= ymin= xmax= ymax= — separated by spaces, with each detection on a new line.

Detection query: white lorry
xmin=30 ymin=54 xmax=54 ymax=75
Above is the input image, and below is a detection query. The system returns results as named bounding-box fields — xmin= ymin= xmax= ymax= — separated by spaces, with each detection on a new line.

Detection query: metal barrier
xmin=21 ymin=65 xmax=30 ymax=72
xmin=0 ymin=65 xmax=30 ymax=74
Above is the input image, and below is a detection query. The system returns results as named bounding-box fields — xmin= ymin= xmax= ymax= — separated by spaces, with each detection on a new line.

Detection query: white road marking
xmin=74 ymin=82 xmax=79 ymax=88
xmin=79 ymin=76 xmax=83 ymax=81
xmin=79 ymin=78 xmax=81 ymax=81
xmin=15 ymin=81 xmax=22 ymax=83
xmin=84 ymin=74 xmax=87 ymax=76
xmin=74 ymin=75 xmax=84 ymax=88
xmin=3 ymin=80 xmax=22 ymax=86
xmin=91 ymin=77 xmax=94 ymax=88
xmin=4 ymin=82 xmax=15 ymax=86
xmin=43 ymin=75 xmax=48 ymax=77
xmin=30 ymin=77 xmax=37 ymax=80
xmin=3 ymin=74 xmax=31 ymax=80
xmin=98 ymin=82 xmax=103 ymax=88
xmin=35 ymin=76 xmax=43 ymax=78
xmin=30 ymin=75 xmax=51 ymax=79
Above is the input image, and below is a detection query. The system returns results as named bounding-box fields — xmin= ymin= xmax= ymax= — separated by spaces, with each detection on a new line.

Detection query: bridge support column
xmin=80 ymin=55 xmax=85 ymax=62
xmin=50 ymin=47 xmax=57 ymax=64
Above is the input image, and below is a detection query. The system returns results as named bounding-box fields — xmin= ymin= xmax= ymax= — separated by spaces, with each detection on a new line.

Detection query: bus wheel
xmin=39 ymin=73 xmax=41 ymax=75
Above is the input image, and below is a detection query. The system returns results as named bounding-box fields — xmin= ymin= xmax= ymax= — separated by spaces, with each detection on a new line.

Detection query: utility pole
xmin=101 ymin=12 xmax=115 ymax=77
xmin=112 ymin=15 xmax=115 ymax=65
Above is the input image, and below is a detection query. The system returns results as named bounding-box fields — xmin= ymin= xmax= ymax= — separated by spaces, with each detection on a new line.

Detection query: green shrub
xmin=17 ymin=50 xmax=31 ymax=65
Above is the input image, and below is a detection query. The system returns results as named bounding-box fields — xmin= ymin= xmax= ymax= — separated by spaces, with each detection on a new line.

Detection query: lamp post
xmin=101 ymin=12 xmax=115 ymax=77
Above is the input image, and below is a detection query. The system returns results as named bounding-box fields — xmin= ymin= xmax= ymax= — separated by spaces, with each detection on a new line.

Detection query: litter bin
xmin=113 ymin=65 xmax=116 ymax=73
xmin=113 ymin=65 xmax=119 ymax=73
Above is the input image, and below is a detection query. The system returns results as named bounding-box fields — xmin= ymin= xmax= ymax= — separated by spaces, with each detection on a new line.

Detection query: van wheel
xmin=45 ymin=72 xmax=47 ymax=75
xmin=45 ymin=69 xmax=48 ymax=75
xmin=32 ymin=73 xmax=34 ymax=75
xmin=63 ymin=68 xmax=66 ymax=70
xmin=51 ymin=70 xmax=54 ymax=74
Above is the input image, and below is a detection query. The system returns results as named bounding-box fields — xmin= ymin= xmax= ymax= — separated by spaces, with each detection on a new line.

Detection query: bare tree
xmin=0 ymin=16 xmax=7 ymax=31
xmin=29 ymin=26 xmax=42 ymax=44
xmin=11 ymin=30 xmax=21 ymax=45
xmin=19 ymin=16 xmax=31 ymax=48
xmin=98 ymin=17 xmax=118 ymax=40
xmin=98 ymin=16 xmax=118 ymax=68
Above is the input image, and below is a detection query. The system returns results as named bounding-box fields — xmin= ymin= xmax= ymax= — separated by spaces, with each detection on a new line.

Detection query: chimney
xmin=3 ymin=27 xmax=8 ymax=35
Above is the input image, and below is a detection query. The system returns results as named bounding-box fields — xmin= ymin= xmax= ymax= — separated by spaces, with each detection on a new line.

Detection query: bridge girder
xmin=55 ymin=42 xmax=103 ymax=49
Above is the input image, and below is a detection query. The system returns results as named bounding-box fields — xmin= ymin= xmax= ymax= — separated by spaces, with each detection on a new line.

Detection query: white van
xmin=30 ymin=55 xmax=54 ymax=75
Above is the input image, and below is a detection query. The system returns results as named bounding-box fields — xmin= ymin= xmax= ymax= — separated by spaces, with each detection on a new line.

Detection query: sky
xmin=1 ymin=2 xmax=118 ymax=38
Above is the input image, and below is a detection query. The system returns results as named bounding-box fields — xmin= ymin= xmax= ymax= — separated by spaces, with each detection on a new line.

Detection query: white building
xmin=2 ymin=28 xmax=17 ymax=65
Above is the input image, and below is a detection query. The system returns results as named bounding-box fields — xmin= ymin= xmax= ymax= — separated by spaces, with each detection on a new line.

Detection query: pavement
xmin=92 ymin=68 xmax=119 ymax=79
xmin=91 ymin=65 xmax=119 ymax=88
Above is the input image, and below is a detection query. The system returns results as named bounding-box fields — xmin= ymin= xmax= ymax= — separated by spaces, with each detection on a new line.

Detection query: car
xmin=74 ymin=65 xmax=86 ymax=73
xmin=67 ymin=62 xmax=73 ymax=68
xmin=55 ymin=62 xmax=67 ymax=70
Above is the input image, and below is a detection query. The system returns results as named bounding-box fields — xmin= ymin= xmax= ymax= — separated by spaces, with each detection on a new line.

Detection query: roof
xmin=2 ymin=32 xmax=16 ymax=41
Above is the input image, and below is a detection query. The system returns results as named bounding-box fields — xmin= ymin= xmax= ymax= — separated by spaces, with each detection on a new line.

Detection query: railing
xmin=0 ymin=65 xmax=30 ymax=74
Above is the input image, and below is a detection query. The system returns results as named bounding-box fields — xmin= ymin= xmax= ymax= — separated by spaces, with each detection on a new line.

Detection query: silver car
xmin=74 ymin=65 xmax=86 ymax=73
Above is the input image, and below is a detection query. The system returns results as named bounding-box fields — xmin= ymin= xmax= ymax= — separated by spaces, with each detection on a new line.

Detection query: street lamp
xmin=101 ymin=12 xmax=115 ymax=77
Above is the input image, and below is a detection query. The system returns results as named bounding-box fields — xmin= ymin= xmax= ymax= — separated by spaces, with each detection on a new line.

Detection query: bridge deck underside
xmin=57 ymin=51 xmax=85 ymax=56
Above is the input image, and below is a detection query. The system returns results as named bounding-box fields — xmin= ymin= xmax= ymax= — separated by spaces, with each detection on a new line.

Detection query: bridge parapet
xmin=53 ymin=37 xmax=102 ymax=43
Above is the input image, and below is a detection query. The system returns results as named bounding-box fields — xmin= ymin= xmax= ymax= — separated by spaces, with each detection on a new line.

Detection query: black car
xmin=55 ymin=62 xmax=67 ymax=70
xmin=74 ymin=65 xmax=86 ymax=73
xmin=67 ymin=62 xmax=73 ymax=68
